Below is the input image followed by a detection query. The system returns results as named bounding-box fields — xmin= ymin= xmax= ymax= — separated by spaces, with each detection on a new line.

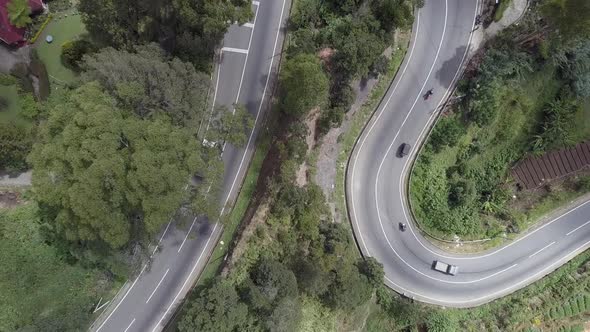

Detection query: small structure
xmin=511 ymin=141 xmax=590 ymax=190
xmin=0 ymin=0 xmax=45 ymax=47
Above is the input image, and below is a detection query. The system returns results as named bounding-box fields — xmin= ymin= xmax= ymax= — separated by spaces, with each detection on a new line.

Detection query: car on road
xmin=399 ymin=222 xmax=407 ymax=231
xmin=433 ymin=260 xmax=459 ymax=275
xmin=398 ymin=143 xmax=411 ymax=157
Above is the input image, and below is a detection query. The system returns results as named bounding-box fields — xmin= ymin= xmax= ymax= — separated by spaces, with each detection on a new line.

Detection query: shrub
xmin=429 ymin=115 xmax=464 ymax=152
xmin=61 ymin=39 xmax=96 ymax=71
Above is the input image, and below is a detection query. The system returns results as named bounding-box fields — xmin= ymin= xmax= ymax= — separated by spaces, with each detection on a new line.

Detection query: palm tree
xmin=7 ymin=0 xmax=32 ymax=28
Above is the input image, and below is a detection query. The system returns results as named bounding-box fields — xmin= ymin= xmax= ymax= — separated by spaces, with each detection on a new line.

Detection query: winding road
xmin=90 ymin=0 xmax=290 ymax=330
xmin=346 ymin=0 xmax=590 ymax=307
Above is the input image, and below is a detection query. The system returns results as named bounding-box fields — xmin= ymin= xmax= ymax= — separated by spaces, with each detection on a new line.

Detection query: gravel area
xmin=0 ymin=171 xmax=32 ymax=187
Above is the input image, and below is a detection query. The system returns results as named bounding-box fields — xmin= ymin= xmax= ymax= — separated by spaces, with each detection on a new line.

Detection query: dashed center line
xmin=529 ymin=241 xmax=556 ymax=258
xmin=221 ymin=47 xmax=249 ymax=54
xmin=124 ymin=318 xmax=136 ymax=332
xmin=146 ymin=269 xmax=170 ymax=304
xmin=178 ymin=217 xmax=197 ymax=253
xmin=566 ymin=219 xmax=590 ymax=236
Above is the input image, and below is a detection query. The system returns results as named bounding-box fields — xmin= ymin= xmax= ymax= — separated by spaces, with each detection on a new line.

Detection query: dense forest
xmin=0 ymin=0 xmax=253 ymax=329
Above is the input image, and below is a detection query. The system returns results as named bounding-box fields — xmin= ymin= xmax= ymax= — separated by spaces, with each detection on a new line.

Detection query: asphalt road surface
xmin=346 ymin=0 xmax=590 ymax=307
xmin=91 ymin=0 xmax=289 ymax=330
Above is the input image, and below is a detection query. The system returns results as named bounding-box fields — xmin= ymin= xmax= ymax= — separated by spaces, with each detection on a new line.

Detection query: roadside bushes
xmin=428 ymin=115 xmax=464 ymax=152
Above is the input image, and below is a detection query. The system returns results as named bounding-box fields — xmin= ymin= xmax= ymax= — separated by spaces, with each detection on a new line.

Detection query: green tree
xmin=294 ymin=258 xmax=331 ymax=297
xmin=28 ymin=83 xmax=206 ymax=248
xmin=7 ymin=0 xmax=31 ymax=28
xmin=82 ymin=44 xmax=210 ymax=128
xmin=208 ymin=104 xmax=254 ymax=147
xmin=358 ymin=257 xmax=385 ymax=287
xmin=325 ymin=14 xmax=386 ymax=79
xmin=554 ymin=39 xmax=590 ymax=97
xmin=371 ymin=0 xmax=414 ymax=32
xmin=78 ymin=0 xmax=252 ymax=69
xmin=250 ymin=258 xmax=299 ymax=303
xmin=324 ymin=259 xmax=373 ymax=311
xmin=61 ymin=39 xmax=96 ymax=71
xmin=18 ymin=93 xmax=40 ymax=120
xmin=429 ymin=116 xmax=464 ymax=152
xmin=280 ymin=53 xmax=329 ymax=116
xmin=0 ymin=122 xmax=32 ymax=172
xmin=179 ymin=280 xmax=253 ymax=332
xmin=448 ymin=179 xmax=477 ymax=207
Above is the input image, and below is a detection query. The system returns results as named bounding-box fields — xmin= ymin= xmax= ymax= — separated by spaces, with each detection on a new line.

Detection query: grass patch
xmin=0 ymin=203 xmax=117 ymax=331
xmin=34 ymin=13 xmax=85 ymax=84
xmin=335 ymin=36 xmax=409 ymax=226
xmin=0 ymin=85 xmax=24 ymax=126
xmin=494 ymin=0 xmax=512 ymax=22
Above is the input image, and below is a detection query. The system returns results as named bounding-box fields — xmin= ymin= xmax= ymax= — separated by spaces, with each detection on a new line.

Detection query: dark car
xmin=398 ymin=143 xmax=411 ymax=157
xmin=399 ymin=222 xmax=407 ymax=232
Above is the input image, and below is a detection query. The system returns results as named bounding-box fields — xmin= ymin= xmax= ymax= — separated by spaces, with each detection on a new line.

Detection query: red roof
xmin=0 ymin=0 xmax=44 ymax=46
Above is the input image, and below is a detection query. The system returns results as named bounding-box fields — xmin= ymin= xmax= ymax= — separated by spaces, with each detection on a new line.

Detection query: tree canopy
xmin=178 ymin=280 xmax=253 ymax=332
xmin=28 ymin=83 xmax=210 ymax=248
xmin=280 ymin=54 xmax=329 ymax=116
xmin=78 ymin=0 xmax=252 ymax=70
xmin=82 ymin=44 xmax=211 ymax=128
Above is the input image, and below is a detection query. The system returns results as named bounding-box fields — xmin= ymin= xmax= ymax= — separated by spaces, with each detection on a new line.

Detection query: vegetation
xmin=286 ymin=0 xmax=417 ymax=132
xmin=81 ymin=44 xmax=211 ymax=128
xmin=35 ymin=14 xmax=87 ymax=84
xmin=366 ymin=248 xmax=590 ymax=332
xmin=1 ymin=0 xmax=256 ymax=330
xmin=175 ymin=1 xmax=417 ymax=331
xmin=0 ymin=75 xmax=39 ymax=173
xmin=0 ymin=203 xmax=117 ymax=331
xmin=28 ymin=83 xmax=202 ymax=248
xmin=279 ymin=54 xmax=329 ymax=117
xmin=410 ymin=0 xmax=590 ymax=240
xmin=61 ymin=38 xmax=96 ymax=70
xmin=6 ymin=0 xmax=31 ymax=28
xmin=78 ymin=0 xmax=252 ymax=71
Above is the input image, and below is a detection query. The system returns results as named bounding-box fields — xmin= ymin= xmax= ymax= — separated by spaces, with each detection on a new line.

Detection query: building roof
xmin=0 ymin=0 xmax=44 ymax=46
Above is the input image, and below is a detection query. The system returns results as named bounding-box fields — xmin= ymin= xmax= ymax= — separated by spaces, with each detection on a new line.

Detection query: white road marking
xmin=349 ymin=6 xmax=422 ymax=255
xmin=566 ymin=219 xmax=590 ymax=236
xmin=220 ymin=0 xmax=287 ymax=214
xmin=93 ymin=298 xmax=110 ymax=313
xmin=529 ymin=242 xmax=556 ymax=258
xmin=146 ymin=269 xmax=170 ymax=304
xmin=124 ymin=318 xmax=136 ymax=332
xmin=232 ymin=3 xmax=259 ymax=109
xmin=151 ymin=223 xmax=219 ymax=332
xmin=243 ymin=22 xmax=255 ymax=28
xmin=385 ymin=237 xmax=590 ymax=306
xmin=373 ymin=2 xmax=459 ymax=285
xmin=152 ymin=221 xmax=172 ymax=257
xmin=177 ymin=217 xmax=197 ymax=253
xmin=95 ymin=264 xmax=147 ymax=332
xmin=220 ymin=47 xmax=249 ymax=54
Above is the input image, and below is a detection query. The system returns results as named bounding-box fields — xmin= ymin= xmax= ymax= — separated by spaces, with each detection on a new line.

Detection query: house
xmin=0 ymin=0 xmax=44 ymax=47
